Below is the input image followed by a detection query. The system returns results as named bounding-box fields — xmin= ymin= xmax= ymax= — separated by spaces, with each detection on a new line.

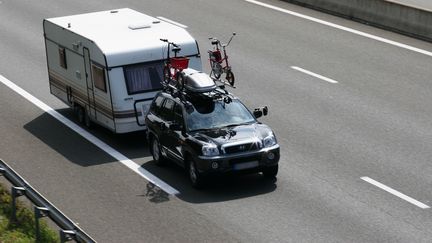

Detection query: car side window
xmin=173 ymin=103 xmax=184 ymax=125
xmin=160 ymin=98 xmax=175 ymax=121
xmin=150 ymin=96 xmax=164 ymax=116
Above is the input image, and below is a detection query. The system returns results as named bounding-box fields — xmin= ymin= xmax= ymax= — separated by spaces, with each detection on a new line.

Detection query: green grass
xmin=0 ymin=183 xmax=59 ymax=243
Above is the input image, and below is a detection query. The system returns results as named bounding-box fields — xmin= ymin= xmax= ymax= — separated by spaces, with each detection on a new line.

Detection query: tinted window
xmin=173 ymin=103 xmax=184 ymax=125
xmin=124 ymin=62 xmax=164 ymax=94
xmin=150 ymin=96 xmax=164 ymax=116
xmin=160 ymin=99 xmax=175 ymax=121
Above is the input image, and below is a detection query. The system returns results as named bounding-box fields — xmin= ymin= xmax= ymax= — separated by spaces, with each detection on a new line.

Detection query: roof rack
xmin=162 ymin=68 xmax=234 ymax=104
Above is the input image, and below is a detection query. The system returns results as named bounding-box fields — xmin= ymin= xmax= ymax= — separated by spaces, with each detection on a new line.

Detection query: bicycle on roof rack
xmin=208 ymin=32 xmax=236 ymax=87
xmin=160 ymin=39 xmax=189 ymax=89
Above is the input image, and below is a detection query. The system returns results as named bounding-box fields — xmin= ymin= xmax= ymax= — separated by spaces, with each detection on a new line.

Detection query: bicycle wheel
xmin=163 ymin=66 xmax=170 ymax=84
xmin=211 ymin=62 xmax=223 ymax=79
xmin=176 ymin=72 xmax=185 ymax=90
xmin=226 ymin=69 xmax=235 ymax=86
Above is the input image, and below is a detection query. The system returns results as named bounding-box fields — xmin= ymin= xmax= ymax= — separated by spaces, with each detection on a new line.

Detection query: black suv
xmin=145 ymin=71 xmax=280 ymax=188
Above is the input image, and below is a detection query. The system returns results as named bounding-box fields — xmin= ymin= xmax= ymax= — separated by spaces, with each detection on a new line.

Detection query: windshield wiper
xmin=224 ymin=122 xmax=253 ymax=128
xmin=190 ymin=128 xmax=217 ymax=132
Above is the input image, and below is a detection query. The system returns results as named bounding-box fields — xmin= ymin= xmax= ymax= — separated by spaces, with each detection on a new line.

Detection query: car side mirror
xmin=253 ymin=106 xmax=268 ymax=118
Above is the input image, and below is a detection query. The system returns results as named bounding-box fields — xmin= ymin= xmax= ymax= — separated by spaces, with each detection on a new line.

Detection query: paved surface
xmin=1 ymin=0 xmax=432 ymax=242
xmin=393 ymin=0 xmax=432 ymax=11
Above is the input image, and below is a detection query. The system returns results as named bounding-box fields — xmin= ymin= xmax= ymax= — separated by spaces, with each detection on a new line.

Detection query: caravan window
xmin=92 ymin=64 xmax=107 ymax=92
xmin=59 ymin=47 xmax=67 ymax=69
xmin=124 ymin=62 xmax=164 ymax=95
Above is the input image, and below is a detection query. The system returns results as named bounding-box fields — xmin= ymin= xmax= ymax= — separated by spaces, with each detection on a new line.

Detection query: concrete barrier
xmin=282 ymin=0 xmax=432 ymax=42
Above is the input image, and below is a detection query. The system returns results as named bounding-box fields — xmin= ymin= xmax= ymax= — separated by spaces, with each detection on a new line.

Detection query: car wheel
xmin=151 ymin=137 xmax=165 ymax=166
xmin=187 ymin=158 xmax=204 ymax=189
xmin=262 ymin=164 xmax=278 ymax=178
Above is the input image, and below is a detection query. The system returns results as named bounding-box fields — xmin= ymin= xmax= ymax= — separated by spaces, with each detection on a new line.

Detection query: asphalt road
xmin=1 ymin=0 xmax=432 ymax=242
xmin=394 ymin=0 xmax=432 ymax=11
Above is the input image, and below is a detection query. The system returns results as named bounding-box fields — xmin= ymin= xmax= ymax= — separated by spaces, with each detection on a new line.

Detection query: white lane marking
xmin=244 ymin=0 xmax=432 ymax=57
xmin=361 ymin=177 xmax=430 ymax=209
xmin=0 ymin=74 xmax=179 ymax=195
xmin=291 ymin=66 xmax=338 ymax=84
xmin=157 ymin=16 xmax=188 ymax=28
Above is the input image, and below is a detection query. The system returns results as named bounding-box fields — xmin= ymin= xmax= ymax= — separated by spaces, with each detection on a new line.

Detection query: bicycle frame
xmin=208 ymin=33 xmax=236 ymax=86
xmin=160 ymin=39 xmax=189 ymax=88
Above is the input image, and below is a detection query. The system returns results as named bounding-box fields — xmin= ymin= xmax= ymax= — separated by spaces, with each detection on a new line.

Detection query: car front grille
xmin=223 ymin=142 xmax=260 ymax=154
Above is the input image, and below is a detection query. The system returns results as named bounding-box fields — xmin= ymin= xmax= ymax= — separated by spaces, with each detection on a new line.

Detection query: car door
xmin=158 ymin=98 xmax=176 ymax=158
xmin=165 ymin=103 xmax=186 ymax=163
xmin=147 ymin=95 xmax=165 ymax=137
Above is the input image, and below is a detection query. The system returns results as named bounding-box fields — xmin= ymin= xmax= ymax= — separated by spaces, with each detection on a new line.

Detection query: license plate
xmin=233 ymin=161 xmax=259 ymax=170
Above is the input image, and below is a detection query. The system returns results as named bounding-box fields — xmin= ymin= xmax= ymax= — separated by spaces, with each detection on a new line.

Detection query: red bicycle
xmin=160 ymin=39 xmax=189 ymax=88
xmin=208 ymin=32 xmax=236 ymax=86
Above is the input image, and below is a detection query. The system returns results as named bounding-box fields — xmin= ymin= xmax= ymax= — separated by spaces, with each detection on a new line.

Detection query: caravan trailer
xmin=43 ymin=8 xmax=201 ymax=133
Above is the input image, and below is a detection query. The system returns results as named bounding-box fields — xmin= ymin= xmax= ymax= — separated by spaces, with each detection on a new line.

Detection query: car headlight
xmin=202 ymin=143 xmax=219 ymax=156
xmin=263 ymin=134 xmax=277 ymax=148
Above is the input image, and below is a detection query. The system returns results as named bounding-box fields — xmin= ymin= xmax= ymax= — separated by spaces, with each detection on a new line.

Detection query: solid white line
xmin=0 ymin=74 xmax=180 ymax=195
xmin=291 ymin=66 xmax=338 ymax=84
xmin=361 ymin=177 xmax=430 ymax=209
xmin=157 ymin=16 xmax=188 ymax=28
xmin=244 ymin=0 xmax=432 ymax=57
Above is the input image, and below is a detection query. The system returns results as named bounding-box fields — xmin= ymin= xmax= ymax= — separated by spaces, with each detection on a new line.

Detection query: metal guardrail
xmin=0 ymin=159 xmax=96 ymax=243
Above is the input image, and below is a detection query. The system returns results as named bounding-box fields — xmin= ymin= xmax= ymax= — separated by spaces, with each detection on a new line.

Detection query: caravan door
xmin=83 ymin=47 xmax=97 ymax=119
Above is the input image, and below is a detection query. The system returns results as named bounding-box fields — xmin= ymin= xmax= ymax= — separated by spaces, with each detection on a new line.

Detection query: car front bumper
xmin=196 ymin=145 xmax=280 ymax=174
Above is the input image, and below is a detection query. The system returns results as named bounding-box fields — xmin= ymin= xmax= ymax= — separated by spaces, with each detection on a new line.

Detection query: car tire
xmin=262 ymin=164 xmax=278 ymax=178
xmin=151 ymin=137 xmax=165 ymax=166
xmin=187 ymin=157 xmax=204 ymax=189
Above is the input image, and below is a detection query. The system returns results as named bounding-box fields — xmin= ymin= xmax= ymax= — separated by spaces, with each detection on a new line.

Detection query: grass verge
xmin=0 ymin=182 xmax=59 ymax=243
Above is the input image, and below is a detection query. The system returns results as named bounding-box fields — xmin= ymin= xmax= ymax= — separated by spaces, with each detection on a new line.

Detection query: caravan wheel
xmin=84 ymin=110 xmax=92 ymax=128
xmin=76 ymin=106 xmax=85 ymax=124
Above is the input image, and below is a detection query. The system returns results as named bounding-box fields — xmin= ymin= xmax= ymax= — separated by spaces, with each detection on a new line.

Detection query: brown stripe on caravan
xmin=48 ymin=70 xmax=114 ymax=119
xmin=113 ymin=110 xmax=142 ymax=119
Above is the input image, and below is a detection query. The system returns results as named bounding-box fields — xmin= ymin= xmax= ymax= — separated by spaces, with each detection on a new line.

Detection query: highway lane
xmin=1 ymin=0 xmax=432 ymax=242
xmin=393 ymin=0 xmax=432 ymax=11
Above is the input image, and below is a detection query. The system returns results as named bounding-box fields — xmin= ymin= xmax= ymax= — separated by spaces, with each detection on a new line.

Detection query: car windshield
xmin=185 ymin=99 xmax=255 ymax=131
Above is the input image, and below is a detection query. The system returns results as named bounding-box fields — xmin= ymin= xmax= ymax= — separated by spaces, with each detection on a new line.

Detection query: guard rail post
xmin=60 ymin=229 xmax=76 ymax=243
xmin=0 ymin=159 xmax=96 ymax=243
xmin=34 ymin=206 xmax=49 ymax=243
xmin=11 ymin=186 xmax=26 ymax=223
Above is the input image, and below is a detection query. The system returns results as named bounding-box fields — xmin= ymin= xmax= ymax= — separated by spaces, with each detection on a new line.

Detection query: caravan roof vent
xmin=128 ymin=23 xmax=151 ymax=30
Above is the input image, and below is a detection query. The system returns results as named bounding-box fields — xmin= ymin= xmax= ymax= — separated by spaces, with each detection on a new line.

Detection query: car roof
xmin=156 ymin=90 xmax=241 ymax=109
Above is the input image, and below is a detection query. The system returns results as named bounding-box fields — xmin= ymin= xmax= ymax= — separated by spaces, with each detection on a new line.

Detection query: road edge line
xmin=0 ymin=74 xmax=180 ymax=195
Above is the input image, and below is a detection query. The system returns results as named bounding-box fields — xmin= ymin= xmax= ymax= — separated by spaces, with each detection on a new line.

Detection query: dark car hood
xmin=191 ymin=123 xmax=273 ymax=145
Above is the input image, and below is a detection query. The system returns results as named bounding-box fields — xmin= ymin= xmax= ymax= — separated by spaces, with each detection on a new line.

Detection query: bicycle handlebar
xmin=160 ymin=38 xmax=179 ymax=47
xmin=208 ymin=32 xmax=236 ymax=47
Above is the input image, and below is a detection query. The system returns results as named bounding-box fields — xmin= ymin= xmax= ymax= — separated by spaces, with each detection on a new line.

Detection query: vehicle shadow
xmin=141 ymin=161 xmax=277 ymax=203
xmin=23 ymin=109 xmax=151 ymax=167
xmin=24 ymin=109 xmax=276 ymax=202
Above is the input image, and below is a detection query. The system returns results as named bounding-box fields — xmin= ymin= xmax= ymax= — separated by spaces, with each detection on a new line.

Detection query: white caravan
xmin=43 ymin=8 xmax=201 ymax=133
